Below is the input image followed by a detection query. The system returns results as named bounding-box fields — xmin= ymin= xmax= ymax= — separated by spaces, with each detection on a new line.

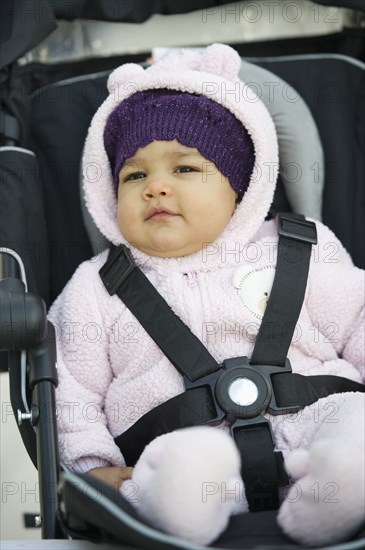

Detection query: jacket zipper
xmin=184 ymin=272 xmax=204 ymax=339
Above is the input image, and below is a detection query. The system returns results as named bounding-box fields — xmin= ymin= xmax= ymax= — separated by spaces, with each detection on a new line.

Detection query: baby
xmin=49 ymin=44 xmax=364 ymax=546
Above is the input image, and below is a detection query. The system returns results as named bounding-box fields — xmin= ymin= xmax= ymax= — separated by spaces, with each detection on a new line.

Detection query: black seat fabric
xmin=250 ymin=55 xmax=365 ymax=269
xmin=30 ymin=75 xmax=108 ymax=302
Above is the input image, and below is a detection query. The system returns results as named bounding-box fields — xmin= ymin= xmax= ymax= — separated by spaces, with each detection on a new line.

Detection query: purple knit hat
xmin=103 ymin=88 xmax=255 ymax=198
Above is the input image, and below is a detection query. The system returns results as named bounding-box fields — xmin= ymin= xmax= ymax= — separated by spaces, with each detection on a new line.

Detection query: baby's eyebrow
xmin=172 ymin=150 xmax=202 ymax=158
xmin=120 ymin=157 xmax=142 ymax=170
xmin=121 ymin=149 xmax=202 ymax=169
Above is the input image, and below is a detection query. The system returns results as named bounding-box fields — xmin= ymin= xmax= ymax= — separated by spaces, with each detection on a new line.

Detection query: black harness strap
xmin=100 ymin=213 xmax=364 ymax=513
xmin=100 ymin=245 xmax=219 ymax=382
xmin=116 ymin=386 xmax=219 ymax=466
xmin=233 ymin=421 xmax=281 ymax=510
xmin=251 ymin=214 xmax=317 ymax=367
xmin=272 ymin=373 xmax=365 ymax=408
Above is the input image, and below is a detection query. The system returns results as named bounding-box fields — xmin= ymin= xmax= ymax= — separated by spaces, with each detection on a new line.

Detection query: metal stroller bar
xmin=27 ymin=322 xmax=60 ymax=538
xmin=0 ymin=248 xmax=60 ymax=538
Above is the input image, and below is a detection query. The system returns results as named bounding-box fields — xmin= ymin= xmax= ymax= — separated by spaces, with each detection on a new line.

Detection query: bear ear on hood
xmin=148 ymin=43 xmax=241 ymax=81
xmin=200 ymin=43 xmax=241 ymax=81
xmin=107 ymin=64 xmax=145 ymax=94
xmin=106 ymin=44 xmax=241 ymax=95
xmin=147 ymin=48 xmax=201 ymax=74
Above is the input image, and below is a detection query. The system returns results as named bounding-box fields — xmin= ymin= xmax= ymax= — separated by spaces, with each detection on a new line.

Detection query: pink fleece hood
xmin=82 ymin=44 xmax=279 ymax=271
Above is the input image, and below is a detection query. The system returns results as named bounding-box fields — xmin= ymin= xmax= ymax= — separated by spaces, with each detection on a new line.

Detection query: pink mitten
xmin=278 ymin=394 xmax=365 ymax=546
xmin=121 ymin=426 xmax=247 ymax=545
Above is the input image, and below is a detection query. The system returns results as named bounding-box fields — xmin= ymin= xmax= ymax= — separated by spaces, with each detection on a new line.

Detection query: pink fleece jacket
xmin=48 ymin=44 xmax=364 ymax=476
xmin=49 ymin=218 xmax=364 ymax=474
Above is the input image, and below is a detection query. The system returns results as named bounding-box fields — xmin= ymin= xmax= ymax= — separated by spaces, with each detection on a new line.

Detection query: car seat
xmin=1 ymin=1 xmax=364 ymax=548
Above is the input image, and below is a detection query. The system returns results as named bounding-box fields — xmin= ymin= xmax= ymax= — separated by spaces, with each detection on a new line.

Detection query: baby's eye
xmin=175 ymin=166 xmax=198 ymax=173
xmin=124 ymin=171 xmax=146 ymax=182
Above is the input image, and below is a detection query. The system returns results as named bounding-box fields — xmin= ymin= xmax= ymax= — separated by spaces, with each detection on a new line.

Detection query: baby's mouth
xmin=146 ymin=206 xmax=179 ymax=221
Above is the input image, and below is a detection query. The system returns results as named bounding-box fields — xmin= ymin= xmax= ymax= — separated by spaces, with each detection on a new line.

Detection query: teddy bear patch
xmin=233 ymin=265 xmax=275 ymax=319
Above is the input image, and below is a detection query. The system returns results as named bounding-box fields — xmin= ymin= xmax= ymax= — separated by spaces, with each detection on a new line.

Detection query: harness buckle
xmin=278 ymin=214 xmax=318 ymax=245
xmin=99 ymin=245 xmax=135 ymax=296
xmin=184 ymin=356 xmax=302 ymax=424
xmin=217 ymin=357 xmax=272 ymax=420
xmin=184 ymin=357 xmax=274 ymax=424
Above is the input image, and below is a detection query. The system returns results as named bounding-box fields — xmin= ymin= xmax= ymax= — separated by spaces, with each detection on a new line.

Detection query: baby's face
xmin=117 ymin=140 xmax=237 ymax=258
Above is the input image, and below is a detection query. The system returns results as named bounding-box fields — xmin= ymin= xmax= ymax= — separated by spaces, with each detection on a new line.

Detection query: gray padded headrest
xmin=240 ymin=60 xmax=324 ymax=221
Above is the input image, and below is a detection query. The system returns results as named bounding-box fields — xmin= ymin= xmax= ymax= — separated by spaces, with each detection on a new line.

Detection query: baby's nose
xmin=143 ymin=178 xmax=173 ymax=198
